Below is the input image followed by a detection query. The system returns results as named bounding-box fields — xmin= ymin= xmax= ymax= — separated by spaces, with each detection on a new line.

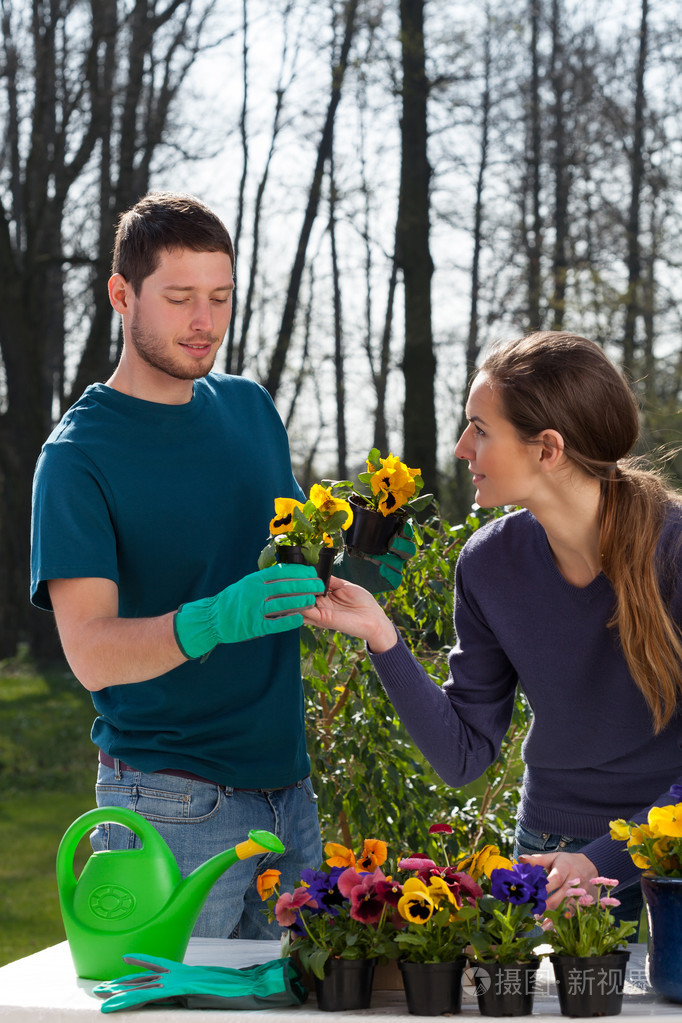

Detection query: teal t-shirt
xmin=30 ymin=375 xmax=310 ymax=788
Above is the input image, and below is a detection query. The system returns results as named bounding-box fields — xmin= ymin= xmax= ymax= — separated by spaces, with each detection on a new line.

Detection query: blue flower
xmin=490 ymin=863 xmax=548 ymax=915
xmin=299 ymin=867 xmax=347 ymax=917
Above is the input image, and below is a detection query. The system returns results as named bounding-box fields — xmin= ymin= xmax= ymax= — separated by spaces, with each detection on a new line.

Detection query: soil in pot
xmin=551 ymin=951 xmax=630 ymax=1017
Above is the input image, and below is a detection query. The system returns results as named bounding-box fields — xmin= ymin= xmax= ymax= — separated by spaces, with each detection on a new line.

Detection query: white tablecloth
xmin=0 ymin=939 xmax=677 ymax=1021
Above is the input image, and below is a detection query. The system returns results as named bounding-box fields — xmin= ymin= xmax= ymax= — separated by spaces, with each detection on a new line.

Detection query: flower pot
xmin=641 ymin=874 xmax=682 ymax=1002
xmin=550 ymin=952 xmax=630 ymax=1017
xmin=314 ymin=957 xmax=376 ymax=1011
xmin=469 ymin=958 xmax=539 ymax=1017
xmin=276 ymin=544 xmax=336 ymax=594
xmin=399 ymin=957 xmax=466 ymax=1015
xmin=342 ymin=497 xmax=400 ymax=556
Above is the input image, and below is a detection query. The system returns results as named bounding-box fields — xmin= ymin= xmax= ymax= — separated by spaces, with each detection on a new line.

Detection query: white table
xmin=0 ymin=940 xmax=677 ymax=1021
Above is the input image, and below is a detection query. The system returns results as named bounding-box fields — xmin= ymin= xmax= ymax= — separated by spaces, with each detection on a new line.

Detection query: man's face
xmin=128 ymin=247 xmax=234 ymax=381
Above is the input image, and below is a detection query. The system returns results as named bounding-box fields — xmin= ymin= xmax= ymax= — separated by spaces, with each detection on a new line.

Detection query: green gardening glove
xmin=93 ymin=953 xmax=307 ymax=1013
xmin=336 ymin=523 xmax=417 ymax=593
xmin=174 ymin=564 xmax=324 ymax=659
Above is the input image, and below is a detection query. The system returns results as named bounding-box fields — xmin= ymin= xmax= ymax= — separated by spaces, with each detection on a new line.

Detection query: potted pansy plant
xmin=257 ymin=484 xmax=353 ymax=592
xmin=393 ymin=824 xmax=483 ymax=1015
xmin=542 ymin=877 xmax=637 ymax=1017
xmin=457 ymin=846 xmax=549 ymax=1017
xmin=258 ymin=838 xmax=399 ymax=1012
xmin=325 ymin=448 xmax=432 ymax=557
xmin=610 ymin=785 xmax=682 ymax=1003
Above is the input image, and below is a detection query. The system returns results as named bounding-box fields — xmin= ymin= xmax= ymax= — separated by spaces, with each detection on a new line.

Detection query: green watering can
xmin=56 ymin=807 xmax=285 ymax=980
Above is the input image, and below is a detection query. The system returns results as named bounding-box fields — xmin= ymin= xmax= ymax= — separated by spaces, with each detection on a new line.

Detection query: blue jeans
xmin=93 ymin=763 xmax=322 ymax=939
xmin=514 ymin=822 xmax=642 ymax=934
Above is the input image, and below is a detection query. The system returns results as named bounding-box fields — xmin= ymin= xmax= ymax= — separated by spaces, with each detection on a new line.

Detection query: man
xmin=31 ymin=191 xmax=411 ymax=939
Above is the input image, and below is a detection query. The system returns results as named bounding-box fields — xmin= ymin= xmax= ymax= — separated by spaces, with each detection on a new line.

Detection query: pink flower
xmin=274 ymin=888 xmax=316 ymax=926
xmin=398 ymin=855 xmax=437 ymax=872
xmin=578 ymin=894 xmax=595 ymax=907
xmin=428 ymin=823 xmax=454 ymax=834
xmin=565 ymin=887 xmax=587 ymax=898
xmin=336 ymin=867 xmax=366 ymax=898
xmin=589 ymin=876 xmax=619 ymax=888
xmin=338 ymin=868 xmax=390 ymax=925
xmin=600 ymin=896 xmax=621 ymax=908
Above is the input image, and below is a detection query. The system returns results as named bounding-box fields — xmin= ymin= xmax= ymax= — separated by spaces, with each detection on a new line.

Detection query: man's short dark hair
xmin=111 ymin=191 xmax=235 ymax=294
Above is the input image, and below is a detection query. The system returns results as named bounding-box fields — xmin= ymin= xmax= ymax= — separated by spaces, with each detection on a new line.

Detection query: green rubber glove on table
xmin=93 ymin=954 xmax=307 ymax=1012
xmin=174 ymin=564 xmax=324 ymax=659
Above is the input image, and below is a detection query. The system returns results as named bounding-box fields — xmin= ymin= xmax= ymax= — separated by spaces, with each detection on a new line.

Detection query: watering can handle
xmin=56 ymin=807 xmax=175 ymax=899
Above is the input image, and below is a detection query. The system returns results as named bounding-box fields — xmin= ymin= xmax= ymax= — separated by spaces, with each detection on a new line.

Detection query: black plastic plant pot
xmin=342 ymin=496 xmax=400 ymax=556
xmin=276 ymin=544 xmax=336 ymax=594
xmin=398 ymin=957 xmax=466 ymax=1015
xmin=314 ymin=957 xmax=376 ymax=1011
xmin=472 ymin=958 xmax=539 ymax=1017
xmin=550 ymin=952 xmax=630 ymax=1017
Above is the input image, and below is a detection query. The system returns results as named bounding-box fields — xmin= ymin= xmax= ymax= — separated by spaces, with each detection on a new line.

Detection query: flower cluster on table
xmin=257 ymin=824 xmax=556 ymax=980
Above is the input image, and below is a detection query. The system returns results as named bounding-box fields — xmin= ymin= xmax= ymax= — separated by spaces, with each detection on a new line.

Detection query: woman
xmin=303 ymin=331 xmax=682 ymax=918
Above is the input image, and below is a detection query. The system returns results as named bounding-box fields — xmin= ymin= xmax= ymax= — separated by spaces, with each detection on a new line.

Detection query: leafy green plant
xmin=543 ymin=878 xmax=637 ymax=957
xmin=301 ymin=504 xmax=531 ymax=855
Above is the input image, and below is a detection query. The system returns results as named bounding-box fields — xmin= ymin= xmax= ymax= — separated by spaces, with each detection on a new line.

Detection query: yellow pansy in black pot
xmin=258 ymin=485 xmax=353 ymax=593
xmin=325 ymin=448 xmax=432 ymax=557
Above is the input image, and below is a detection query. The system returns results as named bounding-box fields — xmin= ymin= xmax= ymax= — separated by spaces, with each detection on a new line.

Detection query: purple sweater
xmin=370 ymin=508 xmax=682 ymax=888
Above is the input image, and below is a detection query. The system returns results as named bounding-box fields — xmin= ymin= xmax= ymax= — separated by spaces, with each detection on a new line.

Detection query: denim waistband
xmin=97 ymin=750 xmax=305 ymax=792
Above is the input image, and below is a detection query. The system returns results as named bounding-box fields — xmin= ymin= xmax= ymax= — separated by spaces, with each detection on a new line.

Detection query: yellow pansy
xmin=370 ymin=454 xmax=420 ymax=516
xmin=609 ymin=819 xmax=631 ymax=841
xmin=456 ymin=844 xmax=512 ymax=881
xmin=398 ymin=878 xmax=434 ymax=924
xmin=324 ymin=842 xmax=356 ymax=868
xmin=309 ymin=484 xmax=353 ymax=529
xmin=427 ymin=876 xmax=459 ymax=908
xmin=269 ymin=498 xmax=305 ymax=535
xmin=648 ymin=804 xmax=682 ymax=839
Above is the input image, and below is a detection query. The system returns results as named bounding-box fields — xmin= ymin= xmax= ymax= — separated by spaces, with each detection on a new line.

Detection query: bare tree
xmin=264 ymin=0 xmax=360 ymax=400
xmin=0 ymin=0 xmax=220 ymax=657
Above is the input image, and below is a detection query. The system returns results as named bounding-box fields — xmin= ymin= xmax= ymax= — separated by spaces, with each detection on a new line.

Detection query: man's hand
xmin=517 ymin=851 xmax=599 ymax=911
xmin=302 ymin=576 xmax=398 ymax=653
xmin=174 ymin=564 xmax=324 ymax=659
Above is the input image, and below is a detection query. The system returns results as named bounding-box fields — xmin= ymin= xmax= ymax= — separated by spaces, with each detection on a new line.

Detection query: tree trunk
xmin=264 ymin=0 xmax=360 ymax=400
xmin=549 ymin=0 xmax=569 ymax=330
xmin=622 ymin=0 xmax=648 ymax=376
xmin=524 ymin=0 xmax=543 ymax=330
xmin=397 ymin=0 xmax=437 ymax=495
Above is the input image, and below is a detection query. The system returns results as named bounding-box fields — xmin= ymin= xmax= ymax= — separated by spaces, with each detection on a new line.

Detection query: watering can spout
xmin=168 ymin=828 xmax=286 ymax=929
xmin=56 ymin=808 xmax=285 ymax=980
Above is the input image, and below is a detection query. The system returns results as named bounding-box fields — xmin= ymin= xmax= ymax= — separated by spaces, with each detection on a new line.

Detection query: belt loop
xmin=113 ymin=757 xmax=122 ymax=781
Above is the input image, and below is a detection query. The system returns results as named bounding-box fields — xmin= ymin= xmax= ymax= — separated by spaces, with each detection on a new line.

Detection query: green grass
xmin=0 ymin=650 xmax=97 ymax=967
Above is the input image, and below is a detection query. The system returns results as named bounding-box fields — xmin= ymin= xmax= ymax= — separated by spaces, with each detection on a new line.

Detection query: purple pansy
xmin=299 ymin=866 xmax=346 ymax=916
xmin=490 ymin=862 xmax=548 ymax=915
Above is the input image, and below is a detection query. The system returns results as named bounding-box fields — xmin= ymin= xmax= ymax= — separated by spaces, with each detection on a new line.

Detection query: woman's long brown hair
xmin=481 ymin=331 xmax=682 ymax=732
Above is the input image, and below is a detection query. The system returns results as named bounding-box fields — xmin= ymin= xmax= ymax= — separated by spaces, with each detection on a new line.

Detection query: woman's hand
xmin=301 ymin=576 xmax=398 ymax=653
xmin=517 ymin=851 xmax=599 ymax=910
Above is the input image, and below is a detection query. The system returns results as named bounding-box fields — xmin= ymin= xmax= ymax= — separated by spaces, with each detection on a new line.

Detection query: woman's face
xmin=455 ymin=373 xmax=543 ymax=509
